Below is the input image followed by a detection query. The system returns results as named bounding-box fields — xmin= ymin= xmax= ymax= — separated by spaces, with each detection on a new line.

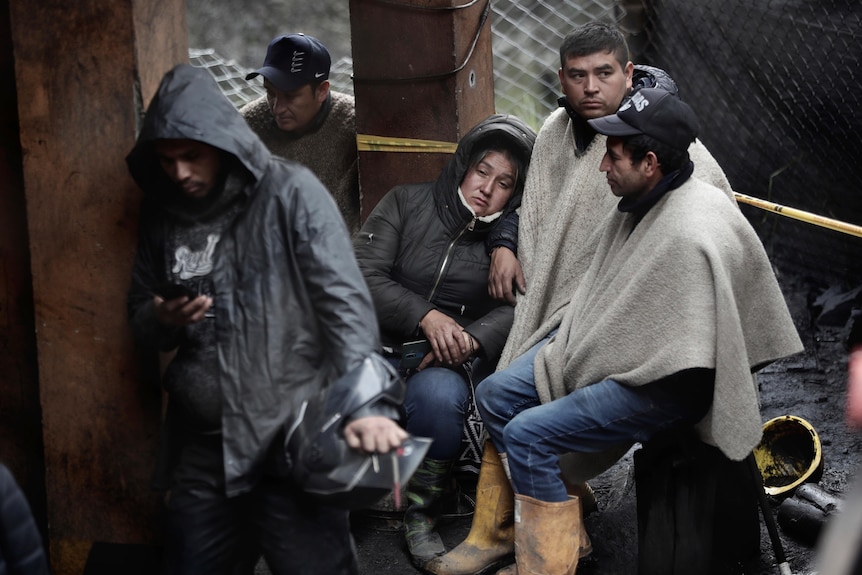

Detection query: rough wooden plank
xmin=8 ymin=1 xmax=187 ymax=572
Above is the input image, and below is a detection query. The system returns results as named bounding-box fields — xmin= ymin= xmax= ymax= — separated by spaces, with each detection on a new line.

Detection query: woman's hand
xmin=418 ymin=310 xmax=478 ymax=367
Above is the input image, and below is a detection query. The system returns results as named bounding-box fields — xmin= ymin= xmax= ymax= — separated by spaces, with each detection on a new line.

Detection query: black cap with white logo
xmin=246 ymin=33 xmax=331 ymax=92
xmin=588 ymin=87 xmax=699 ymax=151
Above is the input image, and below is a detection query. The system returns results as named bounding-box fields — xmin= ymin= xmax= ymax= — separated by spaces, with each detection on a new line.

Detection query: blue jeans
xmin=404 ymin=359 xmax=493 ymax=460
xmin=476 ymin=336 xmax=712 ymax=502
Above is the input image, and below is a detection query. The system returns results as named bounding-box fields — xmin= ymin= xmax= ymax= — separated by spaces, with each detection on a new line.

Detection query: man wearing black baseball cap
xmin=454 ymin=86 xmax=802 ymax=574
xmin=588 ymin=86 xmax=699 ymax=212
xmin=589 ymin=87 xmax=699 ymax=150
xmin=241 ymin=33 xmax=361 ymax=233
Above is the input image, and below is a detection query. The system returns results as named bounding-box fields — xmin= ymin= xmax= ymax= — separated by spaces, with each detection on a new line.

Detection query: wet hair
xmin=623 ymin=134 xmax=690 ymax=174
xmin=559 ymin=22 xmax=630 ymax=71
xmin=466 ymin=136 xmax=529 ymax=194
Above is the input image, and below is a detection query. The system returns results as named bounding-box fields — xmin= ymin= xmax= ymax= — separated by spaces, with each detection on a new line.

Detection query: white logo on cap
xmin=315 ymin=72 xmax=325 ymax=78
xmin=290 ymin=50 xmax=306 ymax=73
xmin=629 ymin=91 xmax=650 ymax=112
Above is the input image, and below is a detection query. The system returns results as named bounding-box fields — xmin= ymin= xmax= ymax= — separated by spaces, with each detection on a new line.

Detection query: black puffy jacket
xmin=354 ymin=115 xmax=536 ymax=359
xmin=126 ymin=65 xmax=383 ymax=496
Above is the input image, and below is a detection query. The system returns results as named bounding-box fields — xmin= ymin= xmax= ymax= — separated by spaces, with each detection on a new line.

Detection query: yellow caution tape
xmin=357 ymin=134 xmax=457 ymax=154
xmin=357 ymin=133 xmax=862 ymax=239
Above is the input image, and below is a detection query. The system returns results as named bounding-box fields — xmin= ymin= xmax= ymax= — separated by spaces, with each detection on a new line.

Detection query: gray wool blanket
xmin=498 ymin=107 xmax=799 ymax=482
xmin=533 ymin=177 xmax=804 ymax=463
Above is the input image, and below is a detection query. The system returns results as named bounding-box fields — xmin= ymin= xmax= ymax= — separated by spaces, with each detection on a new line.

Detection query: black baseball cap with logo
xmin=588 ymin=87 xmax=699 ymax=151
xmin=246 ymin=33 xmax=331 ymax=92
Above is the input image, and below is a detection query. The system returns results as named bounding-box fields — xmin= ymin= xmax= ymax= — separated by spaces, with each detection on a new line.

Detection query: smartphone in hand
xmin=400 ymin=339 xmax=432 ymax=370
xmin=154 ymin=283 xmax=198 ymax=301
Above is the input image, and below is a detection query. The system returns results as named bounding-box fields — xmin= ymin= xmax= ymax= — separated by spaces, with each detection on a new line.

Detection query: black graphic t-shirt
xmin=160 ymin=187 xmax=245 ymax=433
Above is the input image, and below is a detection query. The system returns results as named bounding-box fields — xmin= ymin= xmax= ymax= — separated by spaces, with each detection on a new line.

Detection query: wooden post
xmin=0 ymin=0 xmax=46 ymax=540
xmin=349 ymin=0 xmax=496 ymax=221
xmin=6 ymin=1 xmax=187 ymax=572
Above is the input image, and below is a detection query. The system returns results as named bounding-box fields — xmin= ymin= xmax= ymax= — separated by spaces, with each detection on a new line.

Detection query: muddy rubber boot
xmin=424 ymin=442 xmax=514 ymax=575
xmin=404 ymin=458 xmax=453 ymax=570
xmin=496 ymin=493 xmax=591 ymax=570
xmin=562 ymin=487 xmax=594 ymax=558
xmin=498 ymin=494 xmax=583 ymax=575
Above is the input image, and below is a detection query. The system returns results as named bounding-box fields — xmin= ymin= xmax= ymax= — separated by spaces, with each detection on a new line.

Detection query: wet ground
xmin=349 ymin=273 xmax=862 ymax=575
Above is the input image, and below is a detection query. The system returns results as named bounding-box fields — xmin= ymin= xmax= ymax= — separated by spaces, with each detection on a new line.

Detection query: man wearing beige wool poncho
xmin=449 ymin=87 xmax=803 ymax=575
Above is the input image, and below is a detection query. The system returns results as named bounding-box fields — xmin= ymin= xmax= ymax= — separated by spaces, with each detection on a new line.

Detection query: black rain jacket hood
xmin=127 ymin=64 xmax=270 ymax=206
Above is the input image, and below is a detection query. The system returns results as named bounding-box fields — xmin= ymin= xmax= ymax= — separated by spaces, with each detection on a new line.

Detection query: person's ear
xmin=643 ymin=150 xmax=660 ymax=177
xmin=315 ymin=80 xmax=331 ymax=103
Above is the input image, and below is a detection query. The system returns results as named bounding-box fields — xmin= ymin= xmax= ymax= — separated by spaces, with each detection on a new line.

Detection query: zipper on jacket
xmin=427 ymin=217 xmax=477 ymax=302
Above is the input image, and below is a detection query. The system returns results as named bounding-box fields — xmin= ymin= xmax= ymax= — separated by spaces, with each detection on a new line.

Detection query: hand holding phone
xmin=400 ymin=339 xmax=432 ymax=370
xmin=153 ymin=284 xmax=212 ymax=326
xmin=154 ymin=283 xmax=198 ymax=301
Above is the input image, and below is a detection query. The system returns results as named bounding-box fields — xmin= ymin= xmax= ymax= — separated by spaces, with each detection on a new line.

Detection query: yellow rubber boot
xmin=497 ymin=494 xmax=583 ymax=575
xmin=424 ymin=441 xmax=515 ymax=575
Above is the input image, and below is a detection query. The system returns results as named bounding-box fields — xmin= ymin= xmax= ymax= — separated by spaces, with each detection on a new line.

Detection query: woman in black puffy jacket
xmin=353 ymin=114 xmax=535 ymax=570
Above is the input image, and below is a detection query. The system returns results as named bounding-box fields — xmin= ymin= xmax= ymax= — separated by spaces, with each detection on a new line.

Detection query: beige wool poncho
xmin=533 ymin=177 xmax=804 ymax=462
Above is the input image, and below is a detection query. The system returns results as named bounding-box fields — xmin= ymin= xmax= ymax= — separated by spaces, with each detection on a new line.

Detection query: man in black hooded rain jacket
xmin=125 ymin=64 xmax=406 ymax=575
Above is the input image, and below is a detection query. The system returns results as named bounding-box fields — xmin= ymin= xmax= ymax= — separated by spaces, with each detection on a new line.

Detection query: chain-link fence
xmin=491 ymin=0 xmax=616 ymax=128
xmin=192 ymin=0 xmax=862 ymax=286
xmin=628 ymin=0 xmax=861 ymax=288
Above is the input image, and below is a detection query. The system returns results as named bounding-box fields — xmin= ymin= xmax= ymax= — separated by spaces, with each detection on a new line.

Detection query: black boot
xmin=404 ymin=458 xmax=453 ymax=570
